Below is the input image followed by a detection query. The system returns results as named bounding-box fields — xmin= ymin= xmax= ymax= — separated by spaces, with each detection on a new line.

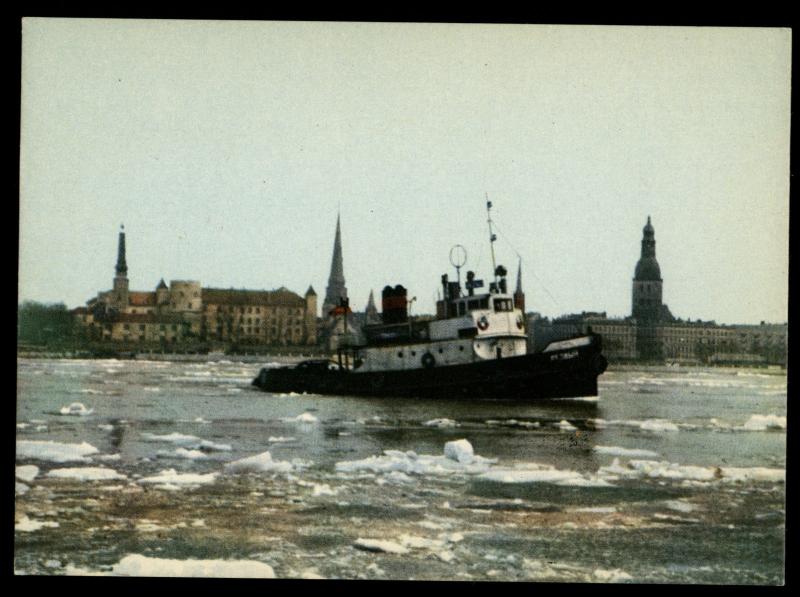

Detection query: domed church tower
xmin=632 ymin=216 xmax=663 ymax=322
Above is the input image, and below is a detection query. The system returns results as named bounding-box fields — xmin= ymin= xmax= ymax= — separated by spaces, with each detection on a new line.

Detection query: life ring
xmin=421 ymin=352 xmax=436 ymax=369
xmin=593 ymin=354 xmax=608 ymax=374
xmin=477 ymin=316 xmax=489 ymax=331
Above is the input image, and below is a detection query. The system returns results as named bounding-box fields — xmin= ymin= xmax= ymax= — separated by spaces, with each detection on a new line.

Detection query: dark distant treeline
xmin=17 ymin=301 xmax=76 ymax=347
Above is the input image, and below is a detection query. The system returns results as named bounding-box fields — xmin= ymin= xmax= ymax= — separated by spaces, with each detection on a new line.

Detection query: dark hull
xmin=252 ymin=334 xmax=607 ymax=400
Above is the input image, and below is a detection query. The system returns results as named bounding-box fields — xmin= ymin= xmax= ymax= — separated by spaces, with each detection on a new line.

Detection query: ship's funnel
xmin=382 ymin=284 xmax=408 ymax=324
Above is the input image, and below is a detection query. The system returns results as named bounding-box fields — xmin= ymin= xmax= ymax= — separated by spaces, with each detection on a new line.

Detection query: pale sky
xmin=19 ymin=20 xmax=791 ymax=324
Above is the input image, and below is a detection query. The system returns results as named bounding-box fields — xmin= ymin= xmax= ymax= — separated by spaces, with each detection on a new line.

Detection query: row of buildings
xmin=527 ymin=218 xmax=788 ymax=366
xmin=72 ymin=216 xmax=787 ymax=365
xmin=72 ymin=226 xmax=319 ymax=349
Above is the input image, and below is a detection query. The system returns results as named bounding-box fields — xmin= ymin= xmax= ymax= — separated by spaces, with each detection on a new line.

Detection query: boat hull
xmin=252 ymin=335 xmax=607 ymax=400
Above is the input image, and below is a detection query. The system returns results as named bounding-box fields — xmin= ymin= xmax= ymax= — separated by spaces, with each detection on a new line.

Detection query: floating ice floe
xmin=555 ymin=420 xmax=577 ymax=431
xmin=598 ymin=458 xmax=785 ymax=484
xmin=141 ymin=432 xmax=201 ymax=445
xmin=224 ymin=451 xmax=299 ymax=474
xmin=17 ymin=440 xmax=99 ymax=463
xmin=47 ymin=467 xmax=127 ymax=482
xmin=109 ymin=554 xmax=276 ymax=578
xmin=158 ymin=448 xmax=208 ymax=460
xmin=739 ymin=414 xmax=786 ymax=432
xmin=485 ymin=419 xmax=540 ymax=428
xmin=141 ymin=433 xmax=231 ymax=452
xmin=589 ymin=418 xmax=679 ymax=432
xmin=137 ymin=469 xmax=219 ymax=490
xmin=59 ymin=402 xmax=94 ymax=416
xmin=423 ymin=418 xmax=458 ymax=428
xmin=16 ymin=464 xmax=39 ymax=483
xmin=335 ymin=440 xmax=495 ymax=477
xmin=593 ymin=568 xmax=633 ymax=582
xmin=15 ymin=515 xmax=59 ymax=532
xmin=268 ymin=436 xmax=296 ymax=443
xmin=311 ymin=483 xmax=338 ymax=497
xmin=16 ymin=482 xmax=29 ymax=495
xmin=478 ymin=463 xmax=614 ymax=487
xmin=283 ymin=412 xmax=319 ymax=424
xmin=97 ymin=424 xmax=114 ymax=432
xmin=353 ymin=538 xmax=409 ymax=554
xmin=593 ymin=446 xmax=660 ymax=458
xmin=663 ymin=500 xmax=699 ymax=513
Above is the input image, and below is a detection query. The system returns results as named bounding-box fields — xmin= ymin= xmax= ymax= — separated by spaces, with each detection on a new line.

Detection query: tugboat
xmin=253 ymin=201 xmax=607 ymax=399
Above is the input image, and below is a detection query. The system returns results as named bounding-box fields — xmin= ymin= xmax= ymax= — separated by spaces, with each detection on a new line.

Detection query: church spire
xmin=513 ymin=258 xmax=525 ymax=313
xmin=115 ymin=224 xmax=128 ymax=276
xmin=365 ymin=289 xmax=380 ymax=324
xmin=322 ymin=213 xmax=348 ymax=317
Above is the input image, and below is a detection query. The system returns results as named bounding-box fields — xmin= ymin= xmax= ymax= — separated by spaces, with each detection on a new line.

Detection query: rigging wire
xmin=490 ymin=215 xmax=563 ymax=313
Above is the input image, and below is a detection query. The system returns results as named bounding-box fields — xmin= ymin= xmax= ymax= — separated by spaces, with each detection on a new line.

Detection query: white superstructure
xmin=355 ymin=292 xmax=527 ymax=373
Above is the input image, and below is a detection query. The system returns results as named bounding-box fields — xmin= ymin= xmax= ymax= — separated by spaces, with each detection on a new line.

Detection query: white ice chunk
xmin=720 ymin=466 xmax=785 ymax=483
xmin=444 ymin=439 xmax=474 ymax=464
xmin=593 ymin=568 xmax=633 ymax=582
xmin=17 ymin=440 xmax=99 ymax=463
xmin=663 ymin=500 xmax=698 ymax=513
xmin=284 ymin=412 xmax=319 ymax=423
xmin=16 ymin=464 xmax=39 ymax=483
xmin=137 ymin=469 xmax=219 ymax=488
xmin=198 ymin=440 xmax=232 ymax=451
xmin=336 ymin=444 xmax=495 ymax=477
xmin=172 ymin=448 xmax=209 ymax=460
xmin=423 ymin=418 xmax=458 ymax=428
xmin=555 ymin=420 xmax=577 ymax=431
xmin=479 ymin=463 xmax=614 ymax=487
xmin=740 ymin=414 xmax=786 ymax=431
xmin=16 ymin=482 xmax=29 ymax=495
xmin=353 ymin=538 xmax=409 ymax=554
xmin=110 ymin=554 xmax=275 ymax=578
xmin=224 ymin=451 xmax=295 ymax=474
xmin=638 ymin=419 xmax=679 ymax=432
xmin=141 ymin=432 xmax=201 ymax=445
xmin=47 ymin=467 xmax=127 ymax=482
xmin=594 ymin=446 xmax=660 ymax=458
xmin=59 ymin=402 xmax=94 ymax=416
xmin=15 ymin=515 xmax=59 ymax=532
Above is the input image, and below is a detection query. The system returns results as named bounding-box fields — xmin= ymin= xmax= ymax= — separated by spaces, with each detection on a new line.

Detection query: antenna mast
xmin=486 ymin=193 xmax=498 ymax=289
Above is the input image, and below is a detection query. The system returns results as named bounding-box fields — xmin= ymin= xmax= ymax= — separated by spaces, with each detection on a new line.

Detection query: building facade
xmin=526 ymin=217 xmax=787 ymax=366
xmin=73 ymin=226 xmax=317 ymax=349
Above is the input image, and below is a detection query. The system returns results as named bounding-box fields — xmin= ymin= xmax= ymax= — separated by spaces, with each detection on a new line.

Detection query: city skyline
xmin=19 ymin=21 xmax=790 ymax=324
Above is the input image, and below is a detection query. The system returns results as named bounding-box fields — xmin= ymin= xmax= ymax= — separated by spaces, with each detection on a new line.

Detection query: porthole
xmin=459 ymin=346 xmax=464 ymax=351
xmin=438 ymin=348 xmax=443 ymax=354
xmin=411 ymin=351 xmax=416 ymax=357
xmin=397 ymin=352 xmax=403 ymax=358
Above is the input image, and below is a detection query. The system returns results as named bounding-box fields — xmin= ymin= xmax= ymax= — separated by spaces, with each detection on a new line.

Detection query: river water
xmin=15 ymin=358 xmax=786 ymax=583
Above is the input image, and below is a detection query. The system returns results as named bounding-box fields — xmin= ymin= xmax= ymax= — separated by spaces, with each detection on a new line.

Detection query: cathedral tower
xmin=632 ymin=216 xmax=663 ymax=322
xmin=322 ymin=214 xmax=348 ymax=318
xmin=112 ymin=224 xmax=129 ymax=309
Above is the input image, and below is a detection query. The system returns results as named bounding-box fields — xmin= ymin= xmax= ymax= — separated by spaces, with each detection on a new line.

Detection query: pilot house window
xmin=493 ymin=298 xmax=513 ymax=312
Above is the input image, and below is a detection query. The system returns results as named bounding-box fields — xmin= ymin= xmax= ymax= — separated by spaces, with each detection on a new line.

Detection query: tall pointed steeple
xmin=513 ymin=259 xmax=525 ymax=313
xmin=116 ymin=224 xmax=128 ymax=276
xmin=365 ymin=289 xmax=380 ymax=324
xmin=322 ymin=213 xmax=348 ymax=318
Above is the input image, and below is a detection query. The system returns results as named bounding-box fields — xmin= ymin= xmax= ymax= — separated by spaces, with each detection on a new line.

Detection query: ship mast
xmin=486 ymin=193 xmax=498 ymax=291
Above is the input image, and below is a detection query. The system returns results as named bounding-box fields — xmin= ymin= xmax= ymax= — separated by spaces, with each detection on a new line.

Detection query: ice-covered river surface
xmin=15 ymin=358 xmax=786 ymax=583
